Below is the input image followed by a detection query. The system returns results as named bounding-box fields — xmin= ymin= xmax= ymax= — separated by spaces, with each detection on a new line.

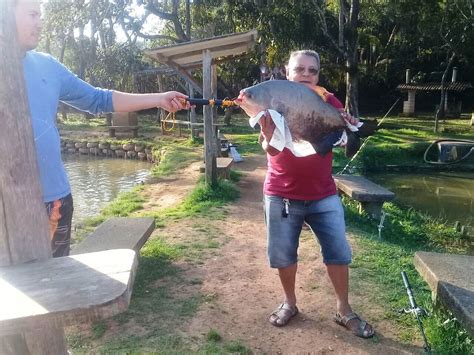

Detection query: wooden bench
xmin=108 ymin=125 xmax=139 ymax=138
xmin=414 ymin=251 xmax=474 ymax=337
xmin=71 ymin=217 xmax=155 ymax=255
xmin=200 ymin=157 xmax=234 ymax=180
xmin=333 ymin=175 xmax=395 ymax=219
xmin=218 ymin=133 xmax=230 ymax=157
xmin=0 ymin=249 xmax=137 ymax=336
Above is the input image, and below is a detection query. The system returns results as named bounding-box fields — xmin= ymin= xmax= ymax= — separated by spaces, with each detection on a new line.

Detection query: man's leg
xmin=327 ymin=263 xmax=374 ymax=337
xmin=45 ymin=194 xmax=74 ymax=257
xmin=264 ymin=195 xmax=302 ymax=326
xmin=278 ymin=263 xmax=298 ymax=306
xmin=307 ymin=195 xmax=374 ymax=337
xmin=326 ymin=264 xmax=351 ymax=315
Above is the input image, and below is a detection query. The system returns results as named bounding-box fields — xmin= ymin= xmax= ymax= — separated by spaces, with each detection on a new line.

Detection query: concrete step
xmin=414 ymin=251 xmax=474 ymax=337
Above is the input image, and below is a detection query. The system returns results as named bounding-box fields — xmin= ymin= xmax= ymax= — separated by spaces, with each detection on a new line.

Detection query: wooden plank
xmin=333 ymin=175 xmax=395 ymax=202
xmin=145 ymin=30 xmax=257 ymax=61
xmin=216 ymin=157 xmax=233 ymax=169
xmin=199 ymin=158 xmax=233 ymax=179
xmin=0 ymin=249 xmax=138 ymax=336
xmin=71 ymin=217 xmax=155 ymax=255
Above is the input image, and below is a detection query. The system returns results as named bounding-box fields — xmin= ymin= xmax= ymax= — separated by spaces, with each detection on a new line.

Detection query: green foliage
xmin=425 ymin=309 xmax=474 ymax=354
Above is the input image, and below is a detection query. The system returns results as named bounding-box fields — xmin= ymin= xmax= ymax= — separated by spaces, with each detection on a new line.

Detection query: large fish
xmin=235 ymin=80 xmax=347 ymax=155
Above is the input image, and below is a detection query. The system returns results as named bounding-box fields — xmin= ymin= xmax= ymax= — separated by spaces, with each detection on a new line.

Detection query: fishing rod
xmin=399 ymin=271 xmax=432 ymax=354
xmin=186 ymin=98 xmax=237 ymax=108
xmin=337 ymin=98 xmax=400 ymax=175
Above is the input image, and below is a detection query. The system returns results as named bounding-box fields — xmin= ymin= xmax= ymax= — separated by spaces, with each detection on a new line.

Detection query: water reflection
xmin=369 ymin=172 xmax=474 ymax=228
xmin=62 ymin=154 xmax=150 ymax=223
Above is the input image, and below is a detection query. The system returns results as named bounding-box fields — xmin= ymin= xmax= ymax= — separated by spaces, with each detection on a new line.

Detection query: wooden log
xmin=0 ymin=0 xmax=51 ymax=266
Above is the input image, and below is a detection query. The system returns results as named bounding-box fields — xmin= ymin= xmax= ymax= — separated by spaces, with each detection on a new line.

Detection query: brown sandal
xmin=334 ymin=312 xmax=375 ymax=338
xmin=269 ymin=303 xmax=299 ymax=327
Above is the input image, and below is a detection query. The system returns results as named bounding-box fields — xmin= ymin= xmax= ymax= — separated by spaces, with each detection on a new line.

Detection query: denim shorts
xmin=264 ymin=194 xmax=352 ymax=268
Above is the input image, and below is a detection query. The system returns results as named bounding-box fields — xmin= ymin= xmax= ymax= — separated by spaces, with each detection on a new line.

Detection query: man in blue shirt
xmin=15 ymin=0 xmax=189 ymax=257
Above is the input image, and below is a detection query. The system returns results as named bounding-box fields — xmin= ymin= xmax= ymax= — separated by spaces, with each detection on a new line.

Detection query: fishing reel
xmin=398 ymin=305 xmax=430 ymax=318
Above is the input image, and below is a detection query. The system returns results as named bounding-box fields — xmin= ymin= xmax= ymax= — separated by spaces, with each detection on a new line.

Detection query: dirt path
xmin=152 ymin=154 xmax=416 ymax=354
xmin=115 ymin=153 xmax=422 ymax=354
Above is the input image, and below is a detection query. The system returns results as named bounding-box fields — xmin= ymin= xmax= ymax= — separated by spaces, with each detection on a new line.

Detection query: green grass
xmin=150 ymin=137 xmax=202 ymax=178
xmin=333 ymin=115 xmax=474 ymax=171
xmin=57 ymin=113 xmax=108 ymax=130
xmin=343 ymin=197 xmax=473 ymax=353
xmin=141 ymin=176 xmax=240 ymax=225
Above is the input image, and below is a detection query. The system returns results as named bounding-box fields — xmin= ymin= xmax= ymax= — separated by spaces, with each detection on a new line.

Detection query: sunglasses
xmin=292 ymin=66 xmax=319 ymax=75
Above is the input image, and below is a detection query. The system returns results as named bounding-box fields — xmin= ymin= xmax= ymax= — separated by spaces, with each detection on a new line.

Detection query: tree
xmin=434 ymin=0 xmax=474 ymax=132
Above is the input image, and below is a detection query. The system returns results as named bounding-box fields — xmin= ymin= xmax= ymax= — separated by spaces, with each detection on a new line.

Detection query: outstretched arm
xmin=112 ymin=91 xmax=189 ymax=113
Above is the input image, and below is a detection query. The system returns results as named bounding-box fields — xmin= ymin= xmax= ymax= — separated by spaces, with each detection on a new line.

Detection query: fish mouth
xmin=234 ymin=90 xmax=247 ymax=105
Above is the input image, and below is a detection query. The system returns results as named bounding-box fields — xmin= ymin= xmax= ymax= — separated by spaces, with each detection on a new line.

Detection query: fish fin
xmin=345 ymin=131 xmax=361 ymax=158
xmin=313 ymin=131 xmax=343 ymax=155
xmin=356 ymin=119 xmax=378 ymax=138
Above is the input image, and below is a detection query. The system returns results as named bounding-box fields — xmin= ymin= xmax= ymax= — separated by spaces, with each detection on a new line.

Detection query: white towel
xmin=249 ymin=110 xmax=317 ymax=157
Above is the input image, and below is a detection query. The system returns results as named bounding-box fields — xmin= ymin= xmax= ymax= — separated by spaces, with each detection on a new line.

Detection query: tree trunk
xmin=345 ymin=53 xmax=359 ymax=117
xmin=0 ymin=2 xmax=67 ymax=352
xmin=435 ymin=52 xmax=455 ymax=133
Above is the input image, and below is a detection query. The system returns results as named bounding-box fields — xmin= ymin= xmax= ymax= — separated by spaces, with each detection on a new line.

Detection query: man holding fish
xmin=237 ymin=50 xmax=375 ymax=338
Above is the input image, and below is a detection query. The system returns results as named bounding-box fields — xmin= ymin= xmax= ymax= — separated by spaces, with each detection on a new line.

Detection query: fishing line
xmin=337 ymin=98 xmax=400 ymax=175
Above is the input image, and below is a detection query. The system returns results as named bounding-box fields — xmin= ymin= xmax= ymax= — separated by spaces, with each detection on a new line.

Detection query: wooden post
xmin=0 ymin=2 xmax=68 ymax=353
xmin=211 ymin=63 xmax=220 ymax=156
xmin=188 ymin=83 xmax=197 ymax=138
xmin=202 ymin=49 xmax=217 ymax=185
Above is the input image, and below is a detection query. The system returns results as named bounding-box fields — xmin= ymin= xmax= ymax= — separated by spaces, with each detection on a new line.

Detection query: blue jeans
xmin=264 ymin=194 xmax=352 ymax=268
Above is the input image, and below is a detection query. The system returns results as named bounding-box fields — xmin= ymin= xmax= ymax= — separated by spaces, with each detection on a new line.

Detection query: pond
xmin=368 ymin=171 xmax=474 ymax=230
xmin=62 ymin=154 xmax=150 ymax=224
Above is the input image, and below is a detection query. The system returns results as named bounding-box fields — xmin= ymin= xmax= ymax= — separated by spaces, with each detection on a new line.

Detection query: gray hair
xmin=288 ymin=50 xmax=321 ymax=70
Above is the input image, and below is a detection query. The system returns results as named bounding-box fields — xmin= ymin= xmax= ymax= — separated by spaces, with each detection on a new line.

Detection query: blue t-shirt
xmin=22 ymin=51 xmax=114 ymax=202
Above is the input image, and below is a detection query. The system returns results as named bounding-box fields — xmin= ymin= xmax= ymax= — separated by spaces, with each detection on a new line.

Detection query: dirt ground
xmin=134 ymin=154 xmax=421 ymax=354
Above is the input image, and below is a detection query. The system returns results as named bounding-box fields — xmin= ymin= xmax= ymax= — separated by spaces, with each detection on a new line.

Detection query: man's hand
xmin=258 ymin=110 xmax=279 ymax=156
xmin=259 ymin=110 xmax=276 ymax=142
xmin=340 ymin=111 xmax=359 ymax=126
xmin=157 ymin=91 xmax=190 ymax=112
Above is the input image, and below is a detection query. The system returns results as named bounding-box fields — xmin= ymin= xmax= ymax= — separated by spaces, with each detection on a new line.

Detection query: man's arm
xmin=112 ymin=91 xmax=189 ymax=113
